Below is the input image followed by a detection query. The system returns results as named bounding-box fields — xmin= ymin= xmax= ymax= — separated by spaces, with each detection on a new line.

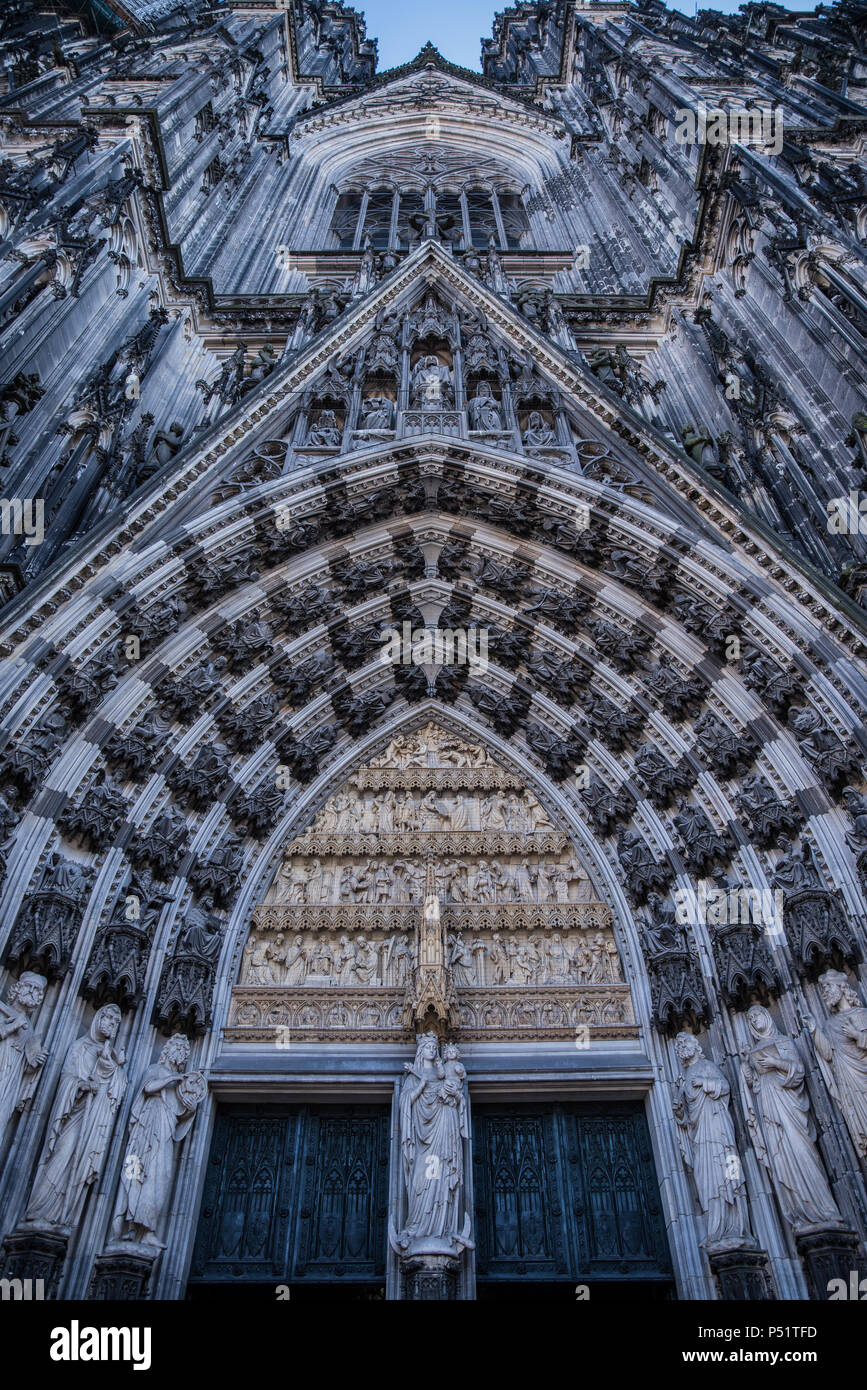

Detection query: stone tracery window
xmin=327 ymin=184 xmax=531 ymax=251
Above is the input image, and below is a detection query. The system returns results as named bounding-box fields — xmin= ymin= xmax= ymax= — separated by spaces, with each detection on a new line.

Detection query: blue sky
xmin=359 ymin=0 xmax=822 ymax=72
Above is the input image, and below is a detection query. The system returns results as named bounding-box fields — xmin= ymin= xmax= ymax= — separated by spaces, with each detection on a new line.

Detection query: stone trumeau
xmin=0 ymin=0 xmax=866 ymax=1320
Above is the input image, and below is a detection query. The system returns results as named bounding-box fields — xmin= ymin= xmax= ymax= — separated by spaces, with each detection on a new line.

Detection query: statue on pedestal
xmin=739 ymin=1005 xmax=842 ymax=1234
xmin=112 ymin=1034 xmax=207 ymax=1248
xmin=25 ymin=1005 xmax=127 ymax=1233
xmin=389 ymin=1033 xmax=473 ymax=1261
xmin=673 ymin=1033 xmax=752 ymax=1252
xmin=0 ymin=972 xmax=48 ymax=1138
xmin=805 ymin=970 xmax=867 ymax=1160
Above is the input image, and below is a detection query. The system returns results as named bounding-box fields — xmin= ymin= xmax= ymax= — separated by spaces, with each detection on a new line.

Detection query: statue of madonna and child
xmin=389 ymin=1032 xmax=473 ymax=1259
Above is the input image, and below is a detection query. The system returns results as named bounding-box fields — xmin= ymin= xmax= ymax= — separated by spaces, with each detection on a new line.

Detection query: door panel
xmin=473 ymin=1103 xmax=672 ymax=1289
xmin=189 ymin=1105 xmax=389 ymax=1288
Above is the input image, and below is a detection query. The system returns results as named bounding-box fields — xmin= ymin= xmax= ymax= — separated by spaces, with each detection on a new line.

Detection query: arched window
xmin=330 ymin=193 xmax=363 ymax=249
xmin=497 ymin=192 xmax=531 ymax=249
xmin=363 ymin=190 xmax=395 ymax=249
xmin=327 ymin=185 xmax=533 ymax=252
xmin=466 ymin=188 xmax=498 ymax=248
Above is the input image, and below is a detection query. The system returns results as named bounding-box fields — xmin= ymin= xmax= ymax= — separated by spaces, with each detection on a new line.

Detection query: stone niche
xmin=225 ymin=722 xmax=636 ymax=1043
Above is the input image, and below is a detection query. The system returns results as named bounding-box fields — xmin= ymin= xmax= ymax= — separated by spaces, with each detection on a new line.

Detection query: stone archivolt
xmin=228 ymin=723 xmax=633 ymax=1042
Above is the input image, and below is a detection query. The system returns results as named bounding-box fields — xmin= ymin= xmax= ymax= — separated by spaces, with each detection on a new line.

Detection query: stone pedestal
xmin=708 ymin=1246 xmax=776 ymax=1300
xmin=796 ymin=1226 xmax=867 ymax=1300
xmin=87 ymin=1245 xmax=160 ymax=1300
xmin=1 ymin=1228 xmax=67 ymax=1298
xmin=401 ymin=1254 xmax=460 ymax=1301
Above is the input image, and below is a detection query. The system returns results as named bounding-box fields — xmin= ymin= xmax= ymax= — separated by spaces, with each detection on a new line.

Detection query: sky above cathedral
xmin=363 ymin=0 xmax=824 ymax=72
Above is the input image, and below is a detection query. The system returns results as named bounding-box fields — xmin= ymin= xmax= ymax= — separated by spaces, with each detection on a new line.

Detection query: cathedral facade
xmin=0 ymin=0 xmax=866 ymax=1302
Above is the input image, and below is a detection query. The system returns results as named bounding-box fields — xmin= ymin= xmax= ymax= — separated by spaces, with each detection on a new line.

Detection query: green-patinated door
xmin=472 ymin=1103 xmax=673 ymax=1299
xmin=188 ymin=1104 xmax=389 ymax=1299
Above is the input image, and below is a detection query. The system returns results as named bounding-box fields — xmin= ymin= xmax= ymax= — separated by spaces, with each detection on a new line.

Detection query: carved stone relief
xmin=226 ymin=723 xmax=635 ymax=1042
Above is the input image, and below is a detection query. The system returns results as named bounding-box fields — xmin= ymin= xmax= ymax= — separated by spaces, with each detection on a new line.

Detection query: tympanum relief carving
xmin=227 ymin=724 xmax=635 ymax=1042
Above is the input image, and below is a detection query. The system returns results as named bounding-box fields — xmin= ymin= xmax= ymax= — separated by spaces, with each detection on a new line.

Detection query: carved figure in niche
xmin=306 ymin=409 xmax=342 ymax=446
xmin=405 ymin=860 xmax=425 ymax=901
xmin=385 ymin=934 xmax=413 ymax=987
xmin=545 ymin=933 xmax=571 ymax=983
xmin=480 ymin=791 xmax=510 ymax=831
xmin=473 ymin=859 xmax=496 ymax=902
xmin=346 ymin=860 xmax=373 ymax=901
xmin=360 ymin=396 xmax=393 ymax=429
xmin=739 ymin=1004 xmax=842 ymax=1233
xmin=374 ymin=792 xmax=394 ymax=834
xmin=522 ymin=410 xmax=557 ymax=446
xmin=306 ymin=938 xmax=334 ymax=981
xmin=522 ymin=791 xmax=552 ymax=831
xmin=391 ymin=859 xmax=411 ymax=901
xmin=297 ymin=860 xmax=319 ymax=904
xmin=449 ymin=932 xmax=478 ymax=987
xmin=805 ymin=969 xmax=867 ymax=1159
xmin=468 ymin=381 xmax=503 ymax=432
xmin=771 ymin=835 xmax=822 ymax=893
xmin=403 ymin=730 xmax=434 ymax=765
xmin=372 ymin=860 xmax=391 ymax=903
xmin=549 ymin=863 xmax=570 ymax=902
xmin=410 ymin=355 xmax=453 ymax=408
xmin=352 ymin=936 xmax=379 ymax=985
xmin=571 ymin=938 xmax=594 ymax=984
xmin=277 ymin=859 xmax=309 ymax=904
xmin=488 ymin=933 xmax=509 ymax=984
xmin=642 ymin=891 xmax=686 ymax=955
xmin=449 ymin=860 xmax=470 ymax=904
xmin=239 ymin=343 xmax=277 ymax=396
xmin=281 ymin=934 xmax=307 ymax=985
xmin=178 ymin=895 xmax=222 ymax=960
xmin=509 ymin=941 xmax=534 ymax=985
xmin=673 ymin=1033 xmax=751 ymax=1252
xmin=244 ymin=933 xmax=284 ymax=985
xmin=317 ymin=800 xmax=339 ymax=832
xmin=513 ymin=857 xmax=535 ymax=900
xmin=535 ymin=861 xmax=551 ymax=901
xmin=491 ymin=863 xmax=513 ymax=902
xmin=0 ymin=971 xmax=48 ymax=1138
xmin=25 ymin=1004 xmax=126 ymax=1232
xmin=598 ymin=933 xmax=621 ymax=982
xmin=335 ymin=935 xmax=355 ymax=985
xmin=842 ymin=786 xmax=867 ymax=849
xmin=394 ymin=794 xmax=416 ymax=834
xmin=420 ymin=789 xmax=450 ymax=830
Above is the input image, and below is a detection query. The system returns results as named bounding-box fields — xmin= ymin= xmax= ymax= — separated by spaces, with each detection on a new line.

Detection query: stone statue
xmin=112 ymin=1034 xmax=206 ymax=1247
xmin=410 ymin=355 xmax=453 ymax=409
xmin=842 ymin=786 xmax=867 ymax=845
xmin=805 ymin=970 xmax=867 ymax=1159
xmin=467 ymin=381 xmax=503 ymax=432
xmin=138 ymin=423 xmax=183 ymax=484
xmin=771 ymin=835 xmax=821 ymax=893
xmin=390 ymin=1033 xmax=473 ymax=1259
xmin=0 ymin=971 xmax=48 ymax=1138
xmin=239 ymin=342 xmax=277 ymax=395
xmin=306 ymin=409 xmax=341 ymax=446
xmin=681 ymin=423 xmax=720 ymax=475
xmin=522 ymin=410 xmax=557 ymax=446
xmin=673 ymin=1033 xmax=751 ymax=1251
xmin=739 ymin=1004 xmax=842 ymax=1233
xmin=359 ymin=396 xmax=393 ymax=429
xmin=25 ymin=1004 xmax=127 ymax=1232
